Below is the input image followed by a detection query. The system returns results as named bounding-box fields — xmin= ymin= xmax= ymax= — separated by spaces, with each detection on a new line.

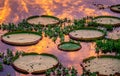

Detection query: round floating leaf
xmin=82 ymin=55 xmax=120 ymax=76
xmin=12 ymin=53 xmax=59 ymax=74
xmin=69 ymin=28 xmax=105 ymax=41
xmin=27 ymin=15 xmax=60 ymax=26
xmin=58 ymin=42 xmax=81 ymax=51
xmin=1 ymin=31 xmax=42 ymax=46
xmin=93 ymin=16 xmax=120 ymax=26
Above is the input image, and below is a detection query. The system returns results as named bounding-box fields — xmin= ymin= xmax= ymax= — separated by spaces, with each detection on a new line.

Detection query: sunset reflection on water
xmin=0 ymin=0 xmax=120 ymax=76
xmin=1 ymin=0 xmax=120 ymax=24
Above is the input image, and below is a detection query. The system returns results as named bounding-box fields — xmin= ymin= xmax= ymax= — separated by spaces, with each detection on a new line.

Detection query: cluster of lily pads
xmin=0 ymin=17 xmax=85 ymax=43
xmin=0 ymin=15 xmax=120 ymax=44
xmin=0 ymin=49 xmax=80 ymax=76
xmin=1 ymin=15 xmax=119 ymax=52
xmin=0 ymin=48 xmax=100 ymax=76
xmin=0 ymin=14 xmax=120 ymax=76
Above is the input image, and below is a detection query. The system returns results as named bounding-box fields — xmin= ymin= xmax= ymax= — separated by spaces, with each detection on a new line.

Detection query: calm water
xmin=0 ymin=0 xmax=120 ymax=76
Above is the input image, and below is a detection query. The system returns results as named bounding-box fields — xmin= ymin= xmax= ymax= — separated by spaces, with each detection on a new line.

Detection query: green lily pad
xmin=58 ymin=42 xmax=81 ymax=51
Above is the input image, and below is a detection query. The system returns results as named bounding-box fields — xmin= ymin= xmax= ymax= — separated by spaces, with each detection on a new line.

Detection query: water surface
xmin=0 ymin=0 xmax=120 ymax=76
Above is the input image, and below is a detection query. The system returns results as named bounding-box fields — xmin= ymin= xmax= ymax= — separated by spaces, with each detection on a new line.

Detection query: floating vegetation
xmin=0 ymin=49 xmax=23 ymax=65
xmin=86 ymin=16 xmax=120 ymax=31
xmin=1 ymin=15 xmax=120 ymax=75
xmin=12 ymin=53 xmax=59 ymax=74
xmin=0 ymin=49 xmax=79 ymax=75
xmin=93 ymin=16 xmax=120 ymax=26
xmin=58 ymin=42 xmax=81 ymax=51
xmin=0 ymin=20 xmax=43 ymax=33
xmin=81 ymin=72 xmax=97 ymax=76
xmin=69 ymin=28 xmax=105 ymax=41
xmin=81 ymin=55 xmax=120 ymax=76
xmin=0 ymin=62 xmax=3 ymax=71
xmin=110 ymin=4 xmax=120 ymax=13
xmin=0 ymin=16 xmax=86 ymax=43
xmin=1 ymin=31 xmax=42 ymax=46
xmin=27 ymin=15 xmax=60 ymax=26
xmin=45 ymin=63 xmax=78 ymax=76
xmin=95 ymin=39 xmax=120 ymax=54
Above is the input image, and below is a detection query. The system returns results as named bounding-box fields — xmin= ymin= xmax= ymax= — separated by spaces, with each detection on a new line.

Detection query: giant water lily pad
xmin=12 ymin=53 xmax=59 ymax=74
xmin=27 ymin=15 xmax=60 ymax=26
xmin=69 ymin=28 xmax=105 ymax=41
xmin=1 ymin=31 xmax=42 ymax=45
xmin=82 ymin=55 xmax=120 ymax=76
xmin=93 ymin=16 xmax=120 ymax=26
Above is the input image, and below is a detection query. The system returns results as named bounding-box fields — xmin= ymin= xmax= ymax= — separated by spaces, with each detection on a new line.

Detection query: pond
xmin=0 ymin=0 xmax=120 ymax=76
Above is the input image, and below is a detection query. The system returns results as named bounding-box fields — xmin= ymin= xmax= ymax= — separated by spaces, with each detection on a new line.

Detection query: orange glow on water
xmin=19 ymin=0 xmax=29 ymax=13
xmin=0 ymin=0 xmax=116 ymax=24
xmin=13 ymin=14 xmax=19 ymax=23
xmin=35 ymin=0 xmax=54 ymax=15
xmin=67 ymin=52 xmax=77 ymax=61
xmin=15 ymin=37 xmax=49 ymax=54
xmin=0 ymin=0 xmax=11 ymax=24
xmin=89 ymin=42 xmax=96 ymax=56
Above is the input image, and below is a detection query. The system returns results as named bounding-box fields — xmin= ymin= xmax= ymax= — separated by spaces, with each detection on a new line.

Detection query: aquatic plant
xmin=96 ymin=39 xmax=120 ymax=54
xmin=0 ymin=52 xmax=4 ymax=58
xmin=81 ymin=72 xmax=97 ymax=76
xmin=7 ymin=73 xmax=11 ymax=76
xmin=45 ymin=63 xmax=78 ymax=76
xmin=74 ymin=19 xmax=85 ymax=27
xmin=0 ymin=49 xmax=23 ymax=65
xmin=3 ymin=56 xmax=8 ymax=64
xmin=45 ymin=69 xmax=51 ymax=76
xmin=0 ymin=62 xmax=3 ymax=71
xmin=0 ymin=16 xmax=89 ymax=43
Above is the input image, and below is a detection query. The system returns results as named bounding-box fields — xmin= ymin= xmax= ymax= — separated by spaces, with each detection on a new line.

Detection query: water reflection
xmin=0 ymin=0 xmax=120 ymax=76
xmin=0 ymin=0 xmax=120 ymax=24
